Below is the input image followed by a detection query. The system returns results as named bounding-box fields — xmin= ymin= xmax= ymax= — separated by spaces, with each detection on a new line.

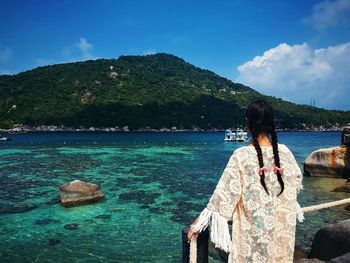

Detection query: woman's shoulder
xmin=235 ymin=144 xmax=292 ymax=156
xmin=277 ymin=143 xmax=293 ymax=154
xmin=231 ymin=146 xmax=253 ymax=159
xmin=232 ymin=144 xmax=291 ymax=154
xmin=277 ymin=143 xmax=289 ymax=151
xmin=233 ymin=146 xmax=251 ymax=154
xmin=235 ymin=143 xmax=288 ymax=150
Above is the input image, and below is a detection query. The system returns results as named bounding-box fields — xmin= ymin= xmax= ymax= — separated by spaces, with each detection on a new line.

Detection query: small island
xmin=1 ymin=54 xmax=349 ymax=131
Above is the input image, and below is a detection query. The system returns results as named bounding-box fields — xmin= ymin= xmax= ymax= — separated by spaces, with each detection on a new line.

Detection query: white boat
xmin=224 ymin=128 xmax=248 ymax=142
xmin=0 ymin=136 xmax=11 ymax=141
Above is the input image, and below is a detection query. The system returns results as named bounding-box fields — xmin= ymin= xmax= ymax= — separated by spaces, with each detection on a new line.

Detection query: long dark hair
xmin=245 ymin=100 xmax=284 ymax=196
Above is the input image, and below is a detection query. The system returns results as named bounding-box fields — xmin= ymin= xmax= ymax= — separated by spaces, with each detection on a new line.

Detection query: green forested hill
xmin=0 ymin=53 xmax=349 ymax=130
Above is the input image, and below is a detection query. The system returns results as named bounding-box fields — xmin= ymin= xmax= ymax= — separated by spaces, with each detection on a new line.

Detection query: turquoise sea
xmin=0 ymin=131 xmax=349 ymax=262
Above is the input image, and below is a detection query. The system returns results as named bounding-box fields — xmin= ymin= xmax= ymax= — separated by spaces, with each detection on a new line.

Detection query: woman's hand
xmin=187 ymin=227 xmax=199 ymax=243
xmin=187 ymin=216 xmax=200 ymax=243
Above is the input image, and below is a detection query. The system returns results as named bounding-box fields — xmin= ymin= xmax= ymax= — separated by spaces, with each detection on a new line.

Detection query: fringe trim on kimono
xmin=190 ymin=207 xmax=232 ymax=252
xmin=296 ymin=183 xmax=304 ymax=222
xmin=296 ymin=201 xmax=304 ymax=222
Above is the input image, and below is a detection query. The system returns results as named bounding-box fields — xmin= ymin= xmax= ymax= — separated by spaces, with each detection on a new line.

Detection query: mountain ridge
xmin=0 ymin=53 xmax=349 ymax=130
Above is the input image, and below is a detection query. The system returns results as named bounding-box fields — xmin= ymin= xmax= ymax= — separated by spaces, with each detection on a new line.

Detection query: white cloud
xmin=236 ymin=42 xmax=350 ymax=110
xmin=36 ymin=37 xmax=96 ymax=68
xmin=75 ymin=37 xmax=94 ymax=60
xmin=61 ymin=37 xmax=95 ymax=61
xmin=0 ymin=44 xmax=12 ymax=63
xmin=302 ymin=0 xmax=350 ymax=30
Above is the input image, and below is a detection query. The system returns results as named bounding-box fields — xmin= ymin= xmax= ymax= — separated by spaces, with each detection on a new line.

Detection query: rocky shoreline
xmin=0 ymin=124 xmax=346 ymax=133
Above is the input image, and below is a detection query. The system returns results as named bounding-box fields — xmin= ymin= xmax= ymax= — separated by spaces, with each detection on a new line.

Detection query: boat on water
xmin=224 ymin=128 xmax=249 ymax=142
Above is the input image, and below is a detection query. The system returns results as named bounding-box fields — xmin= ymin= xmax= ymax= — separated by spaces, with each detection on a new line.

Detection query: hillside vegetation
xmin=0 ymin=53 xmax=349 ymax=130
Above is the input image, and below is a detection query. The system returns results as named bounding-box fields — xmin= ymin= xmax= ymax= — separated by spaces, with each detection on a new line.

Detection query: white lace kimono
xmin=191 ymin=144 xmax=303 ymax=263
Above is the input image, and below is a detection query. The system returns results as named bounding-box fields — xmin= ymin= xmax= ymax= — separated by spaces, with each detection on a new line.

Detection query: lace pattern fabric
xmin=191 ymin=144 xmax=303 ymax=263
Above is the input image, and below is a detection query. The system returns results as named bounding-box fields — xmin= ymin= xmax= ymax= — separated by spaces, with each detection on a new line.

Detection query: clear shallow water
xmin=0 ymin=132 xmax=349 ymax=262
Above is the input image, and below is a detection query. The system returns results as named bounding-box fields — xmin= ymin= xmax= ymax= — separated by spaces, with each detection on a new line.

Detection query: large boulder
xmin=59 ymin=180 xmax=104 ymax=207
xmin=304 ymin=146 xmax=350 ymax=178
xmin=327 ymin=252 xmax=350 ymax=263
xmin=341 ymin=124 xmax=350 ymax=146
xmin=294 ymin=259 xmax=324 ymax=263
xmin=309 ymin=219 xmax=350 ymax=261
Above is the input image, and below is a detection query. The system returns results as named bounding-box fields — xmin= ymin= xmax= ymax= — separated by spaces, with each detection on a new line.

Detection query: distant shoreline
xmin=0 ymin=124 xmax=345 ymax=133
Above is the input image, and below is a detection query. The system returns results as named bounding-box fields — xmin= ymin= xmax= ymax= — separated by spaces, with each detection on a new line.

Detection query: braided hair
xmin=245 ymin=100 xmax=284 ymax=196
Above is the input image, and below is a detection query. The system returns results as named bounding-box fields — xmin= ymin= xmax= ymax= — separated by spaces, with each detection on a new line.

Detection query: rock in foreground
xmin=309 ymin=219 xmax=350 ymax=261
xmin=59 ymin=180 xmax=104 ymax=207
xmin=304 ymin=146 xmax=350 ymax=178
xmin=293 ymin=259 xmax=324 ymax=263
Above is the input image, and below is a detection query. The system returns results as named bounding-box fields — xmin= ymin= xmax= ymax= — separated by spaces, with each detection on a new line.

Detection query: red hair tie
xmin=273 ymin=166 xmax=284 ymax=175
xmin=257 ymin=166 xmax=268 ymax=176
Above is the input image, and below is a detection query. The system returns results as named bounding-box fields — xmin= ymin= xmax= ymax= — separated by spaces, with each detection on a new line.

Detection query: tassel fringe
xmin=210 ymin=211 xmax=232 ymax=252
xmin=190 ymin=208 xmax=212 ymax=233
xmin=296 ymin=201 xmax=304 ymax=222
xmin=189 ymin=208 xmax=232 ymax=263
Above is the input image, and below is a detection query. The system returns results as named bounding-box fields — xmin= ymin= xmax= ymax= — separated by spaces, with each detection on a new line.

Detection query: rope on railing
xmin=301 ymin=198 xmax=350 ymax=213
xmin=189 ymin=198 xmax=350 ymax=263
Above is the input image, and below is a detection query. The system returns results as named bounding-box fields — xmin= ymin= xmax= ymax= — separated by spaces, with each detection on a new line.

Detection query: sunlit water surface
xmin=0 ymin=132 xmax=349 ymax=262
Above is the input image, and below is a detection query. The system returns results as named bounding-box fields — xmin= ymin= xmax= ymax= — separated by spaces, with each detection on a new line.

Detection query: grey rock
xmin=326 ymin=252 xmax=350 ymax=263
xmin=341 ymin=125 xmax=350 ymax=146
xmin=294 ymin=259 xmax=324 ymax=263
xmin=309 ymin=219 xmax=350 ymax=261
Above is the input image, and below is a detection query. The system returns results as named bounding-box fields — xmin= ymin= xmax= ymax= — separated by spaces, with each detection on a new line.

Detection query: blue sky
xmin=1 ymin=0 xmax=349 ymax=110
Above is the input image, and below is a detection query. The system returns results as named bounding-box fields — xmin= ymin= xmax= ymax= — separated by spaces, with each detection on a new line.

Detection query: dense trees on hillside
xmin=0 ymin=53 xmax=349 ymax=129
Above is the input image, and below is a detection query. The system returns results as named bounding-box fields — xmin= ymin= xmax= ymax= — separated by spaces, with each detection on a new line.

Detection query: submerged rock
xmin=34 ymin=218 xmax=60 ymax=226
xmin=333 ymin=181 xmax=350 ymax=193
xmin=64 ymin=223 xmax=79 ymax=230
xmin=46 ymin=197 xmax=60 ymax=205
xmin=48 ymin=239 xmax=61 ymax=246
xmin=59 ymin=180 xmax=104 ymax=207
xmin=309 ymin=219 xmax=350 ymax=261
xmin=304 ymin=146 xmax=350 ymax=178
xmin=94 ymin=214 xmax=112 ymax=220
xmin=345 ymin=204 xmax=350 ymax=212
xmin=118 ymin=190 xmax=160 ymax=205
xmin=0 ymin=203 xmax=38 ymax=214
